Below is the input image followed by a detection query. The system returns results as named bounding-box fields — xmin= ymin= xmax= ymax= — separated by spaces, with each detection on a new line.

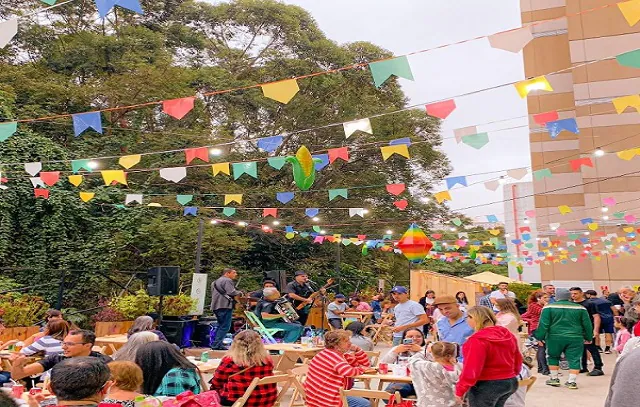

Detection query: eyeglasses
xmin=62 ymin=341 xmax=90 ymax=347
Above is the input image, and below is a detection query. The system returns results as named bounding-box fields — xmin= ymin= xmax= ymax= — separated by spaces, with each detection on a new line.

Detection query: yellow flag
xmin=617 ymin=148 xmax=638 ymax=161
xmin=285 ymin=232 xmax=295 ymax=239
xmin=514 ymin=76 xmax=553 ymax=98
xmin=612 ymin=94 xmax=640 ymax=114
xmin=224 ymin=194 xmax=243 ymax=205
xmin=101 ymin=170 xmax=127 ymax=186
xmin=434 ymin=190 xmax=452 ymax=204
xmin=618 ymin=0 xmax=640 ymax=26
xmin=380 ymin=144 xmax=410 ymax=161
xmin=212 ymin=162 xmax=230 ymax=176
xmin=482 ymin=241 xmax=492 ymax=246
xmin=623 ymin=226 xmax=634 ymax=233
xmin=148 ymin=202 xmax=162 ymax=207
xmin=558 ymin=205 xmax=572 ymax=215
xmin=588 ymin=223 xmax=599 ymax=231
xmin=261 ymin=79 xmax=300 ymax=104
xmin=488 ymin=229 xmax=501 ymax=236
xmin=68 ymin=175 xmax=83 ymax=187
xmin=119 ymin=154 xmax=141 ymax=169
xmin=79 ymin=192 xmax=95 ymax=202
xmin=617 ymin=236 xmax=627 ymax=242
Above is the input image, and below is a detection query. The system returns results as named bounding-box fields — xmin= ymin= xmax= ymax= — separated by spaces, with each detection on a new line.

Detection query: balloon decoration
xmin=397 ymin=223 xmax=434 ymax=263
xmin=286 ymin=146 xmax=322 ymax=190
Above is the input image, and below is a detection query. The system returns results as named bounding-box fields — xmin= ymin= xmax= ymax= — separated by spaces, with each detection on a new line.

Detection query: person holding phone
xmin=380 ymin=329 xmax=425 ymax=398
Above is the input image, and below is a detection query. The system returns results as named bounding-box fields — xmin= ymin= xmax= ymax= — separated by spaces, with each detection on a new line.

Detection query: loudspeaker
xmin=147 ymin=266 xmax=180 ymax=296
xmin=158 ymin=319 xmax=196 ymax=348
xmin=263 ymin=270 xmax=287 ymax=291
xmin=192 ymin=317 xmax=218 ymax=348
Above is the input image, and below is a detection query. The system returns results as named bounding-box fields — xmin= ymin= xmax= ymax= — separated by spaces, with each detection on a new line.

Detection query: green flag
xmin=222 ymin=207 xmax=236 ymax=217
xmin=0 ymin=122 xmax=17 ymax=142
xmin=176 ymin=195 xmax=193 ymax=205
xmin=232 ymin=162 xmax=258 ymax=179
xmin=369 ymin=56 xmax=414 ymax=88
xmin=328 ymin=188 xmax=348 ymax=201
xmin=461 ymin=133 xmax=489 ymax=149
xmin=533 ymin=168 xmax=552 ymax=180
xmin=616 ymin=49 xmax=640 ymax=69
xmin=267 ymin=156 xmax=286 ymax=170
xmin=71 ymin=159 xmax=92 ymax=174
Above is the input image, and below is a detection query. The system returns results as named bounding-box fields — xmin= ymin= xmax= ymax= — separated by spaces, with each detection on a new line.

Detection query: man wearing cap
xmin=434 ymin=295 xmax=474 ymax=359
xmin=534 ymin=288 xmax=593 ymax=390
xmin=390 ymin=286 xmax=428 ymax=346
xmin=284 ymin=271 xmax=315 ymax=326
xmin=326 ymin=294 xmax=348 ymax=329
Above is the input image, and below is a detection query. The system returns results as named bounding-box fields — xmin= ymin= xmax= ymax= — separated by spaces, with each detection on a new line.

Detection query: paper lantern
xmin=397 ymin=223 xmax=433 ymax=263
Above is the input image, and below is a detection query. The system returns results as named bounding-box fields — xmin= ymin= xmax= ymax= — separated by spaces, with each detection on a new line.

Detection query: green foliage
xmin=163 ymin=293 xmax=197 ymax=316
xmin=110 ymin=290 xmax=158 ymax=320
xmin=0 ymin=293 xmax=49 ymax=327
xmin=509 ymin=283 xmax=538 ymax=304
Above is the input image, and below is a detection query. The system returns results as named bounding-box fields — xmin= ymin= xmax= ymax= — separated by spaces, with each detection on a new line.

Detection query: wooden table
xmin=94 ymin=334 xmax=128 ymax=354
xmin=342 ymin=312 xmax=374 ymax=324
xmin=355 ymin=373 xmax=412 ymax=390
xmin=196 ymin=361 xmax=221 ymax=374
xmin=264 ymin=343 xmax=323 ymax=372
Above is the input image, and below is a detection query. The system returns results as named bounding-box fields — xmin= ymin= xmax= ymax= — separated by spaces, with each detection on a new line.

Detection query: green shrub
xmin=0 ymin=293 xmax=49 ymax=327
xmin=108 ymin=289 xmax=196 ymax=319
xmin=509 ymin=283 xmax=538 ymax=304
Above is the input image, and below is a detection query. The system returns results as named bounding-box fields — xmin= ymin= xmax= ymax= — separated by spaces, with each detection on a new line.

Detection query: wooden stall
xmin=410 ymin=269 xmax=483 ymax=305
xmin=0 ymin=326 xmax=41 ymax=343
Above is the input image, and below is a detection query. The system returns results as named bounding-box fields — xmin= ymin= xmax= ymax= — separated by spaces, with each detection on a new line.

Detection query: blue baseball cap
xmin=390 ymin=286 xmax=408 ymax=294
xmin=335 ymin=294 xmax=346 ymax=299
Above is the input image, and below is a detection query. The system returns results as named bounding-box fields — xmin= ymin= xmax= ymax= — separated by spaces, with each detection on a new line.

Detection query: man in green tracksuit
xmin=534 ymin=288 xmax=593 ymax=390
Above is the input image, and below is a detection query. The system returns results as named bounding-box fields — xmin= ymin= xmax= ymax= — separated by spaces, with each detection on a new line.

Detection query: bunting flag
xmin=24 ymin=162 xmax=42 ymax=176
xmin=232 ymin=162 xmax=258 ymax=179
xmin=257 ymin=135 xmax=284 ymax=153
xmin=328 ymin=147 xmax=349 ymax=163
xmin=224 ymin=194 xmax=243 ymax=205
xmin=454 ymin=126 xmax=477 ymax=144
xmin=34 ymin=188 xmax=49 ymax=199
xmin=533 ymin=168 xmax=552 ymax=180
xmin=570 ymin=157 xmax=594 ymax=171
xmin=368 ymin=56 xmax=414 ymax=88
xmin=263 ymin=208 xmax=278 ymax=217
xmin=119 ymin=154 xmax=141 ymax=169
xmin=101 ymin=170 xmax=127 ymax=186
xmin=386 ymin=183 xmax=405 ymax=196
xmin=159 ymin=167 xmax=186 ymax=183
xmin=616 ymin=48 xmax=640 ymax=69
xmin=72 ymin=112 xmax=103 ymax=137
xmin=612 ymin=94 xmax=640 ymax=114
xmin=95 ymin=0 xmax=144 ymax=18
xmin=603 ymin=197 xmax=616 ymax=206
xmin=434 ymin=190 xmax=452 ymax=204
xmin=162 ymin=97 xmax=195 ymax=120
xmin=0 ymin=19 xmax=18 ymax=49
xmin=616 ymin=148 xmax=640 ymax=160
xmin=394 ymin=200 xmax=408 ymax=210
xmin=261 ymin=79 xmax=299 ymax=104
xmin=305 ymin=208 xmax=319 ymax=217
xmin=39 ymin=171 xmax=60 ymax=186
xmin=507 ymin=168 xmax=528 ymax=180
xmin=390 ymin=138 xmax=411 ymax=146
xmin=618 ymin=0 xmax=640 ymax=26
xmin=176 ymin=195 xmax=193 ymax=205
xmin=425 ymin=100 xmax=456 ymax=119
xmin=0 ymin=122 xmax=17 ymax=142
xmin=212 ymin=162 xmax=231 ymax=176
xmin=222 ymin=207 xmax=236 ymax=217
xmin=71 ymin=159 xmax=92 ymax=173
xmin=276 ymin=192 xmax=294 ymax=204
xmin=486 ymin=215 xmax=499 ymax=222
xmin=488 ymin=26 xmax=533 ymax=53
xmin=514 ymin=76 xmax=553 ymax=98
xmin=125 ymin=194 xmax=143 ymax=204
xmin=445 ymin=176 xmax=467 ymax=189
xmin=267 ymin=156 xmax=286 ymax=170
xmin=546 ymin=118 xmax=579 ymax=138
xmin=313 ymin=154 xmax=330 ymax=171
xmin=349 ymin=208 xmax=365 ymax=218
xmin=79 ymin=192 xmax=95 ymax=202
xmin=533 ymin=111 xmax=559 ymax=125
xmin=183 ymin=207 xmax=197 ymax=216
xmin=343 ymin=118 xmax=373 ymax=138
xmin=461 ymin=133 xmax=489 ymax=149
xmin=68 ymin=175 xmax=83 ymax=187
xmin=328 ymin=188 xmax=348 ymax=201
xmin=451 ymin=218 xmax=463 ymax=227
xmin=484 ymin=180 xmax=500 ymax=191
xmin=380 ymin=144 xmax=410 ymax=160
xmin=184 ymin=147 xmax=209 ymax=164
xmin=40 ymin=0 xmax=57 ymax=5
xmin=30 ymin=177 xmax=45 ymax=188
xmin=558 ymin=205 xmax=572 ymax=215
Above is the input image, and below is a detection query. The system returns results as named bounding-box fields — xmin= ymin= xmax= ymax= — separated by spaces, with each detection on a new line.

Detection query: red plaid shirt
xmin=209 ymin=356 xmax=277 ymax=407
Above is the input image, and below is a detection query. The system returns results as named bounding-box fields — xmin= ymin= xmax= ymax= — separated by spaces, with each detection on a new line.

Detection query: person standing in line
xmin=543 ymin=285 xmax=556 ymax=304
xmin=433 ymin=295 xmax=474 ymax=360
xmin=521 ymin=291 xmax=549 ymax=375
xmin=478 ymin=287 xmax=493 ymax=309
xmin=389 ymin=286 xmax=428 ymax=346
xmin=569 ymin=287 xmax=604 ymax=376
xmin=584 ymin=289 xmax=615 ymax=353
xmin=210 ymin=268 xmax=243 ymax=350
xmin=418 ymin=290 xmax=436 ymax=337
xmin=489 ymin=282 xmax=516 ymax=312
xmin=534 ymin=288 xmax=593 ymax=390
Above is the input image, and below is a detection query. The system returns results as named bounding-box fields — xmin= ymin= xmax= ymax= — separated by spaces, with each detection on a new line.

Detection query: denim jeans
xmin=263 ymin=320 xmax=304 ymax=343
xmin=0 ymin=371 xmax=10 ymax=386
xmin=347 ymin=396 xmax=370 ymax=407
xmin=212 ymin=308 xmax=233 ymax=349
xmin=385 ymin=382 xmax=416 ymax=397
xmin=392 ymin=336 xmax=402 ymax=346
xmin=536 ymin=343 xmax=549 ymax=373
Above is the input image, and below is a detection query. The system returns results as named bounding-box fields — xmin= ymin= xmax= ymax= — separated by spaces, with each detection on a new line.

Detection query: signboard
xmin=190 ymin=273 xmax=208 ymax=315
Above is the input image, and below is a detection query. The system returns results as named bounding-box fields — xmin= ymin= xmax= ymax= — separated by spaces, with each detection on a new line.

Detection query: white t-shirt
xmin=327 ymin=302 xmax=347 ymax=319
xmin=393 ymin=300 xmax=426 ymax=338
xmin=490 ymin=290 xmax=516 ymax=311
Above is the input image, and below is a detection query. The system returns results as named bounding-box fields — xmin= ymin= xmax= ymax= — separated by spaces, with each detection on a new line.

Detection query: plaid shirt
xmin=478 ymin=295 xmax=492 ymax=309
xmin=209 ymin=356 xmax=277 ymax=407
xmin=154 ymin=368 xmax=201 ymax=397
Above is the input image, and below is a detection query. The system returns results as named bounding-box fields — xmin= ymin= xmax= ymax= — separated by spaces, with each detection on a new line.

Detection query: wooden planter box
xmin=0 ymin=326 xmax=41 ymax=343
xmin=94 ymin=321 xmax=135 ymax=338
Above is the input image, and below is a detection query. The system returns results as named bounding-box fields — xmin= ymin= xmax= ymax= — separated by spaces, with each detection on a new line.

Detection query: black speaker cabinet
xmin=158 ymin=319 xmax=196 ymax=348
xmin=147 ymin=266 xmax=180 ymax=296
xmin=263 ymin=270 xmax=287 ymax=291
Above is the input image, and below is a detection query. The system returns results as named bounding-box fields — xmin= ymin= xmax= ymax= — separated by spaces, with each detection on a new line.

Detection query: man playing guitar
xmin=284 ymin=272 xmax=334 ymax=326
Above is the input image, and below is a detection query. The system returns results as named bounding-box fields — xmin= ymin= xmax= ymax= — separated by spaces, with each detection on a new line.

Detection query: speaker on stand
xmin=263 ymin=270 xmax=287 ymax=291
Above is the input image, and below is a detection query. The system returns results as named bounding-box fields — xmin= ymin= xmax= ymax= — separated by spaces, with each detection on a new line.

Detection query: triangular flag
xmin=603 ymin=197 xmax=616 ymax=206
xmin=72 ymin=112 xmax=102 ymax=136
xmin=71 ymin=159 xmax=92 ymax=174
xmin=618 ymin=0 xmax=640 ymax=26
xmin=570 ymin=157 xmax=594 ymax=171
xmin=212 ymin=162 xmax=230 ymax=176
xmin=484 ymin=180 xmax=500 ymax=191
xmin=224 ymin=194 xmax=243 ymax=205
xmin=162 ymin=97 xmax=195 ymax=120
xmin=389 ymin=138 xmax=411 ymax=146
xmin=101 ymin=170 xmax=127 ymax=186
xmin=176 ymin=195 xmax=193 ymax=205
xmin=40 ymin=0 xmax=57 ymax=5
xmin=34 ymin=188 xmax=49 ymax=199
xmin=79 ymin=192 xmax=95 ymax=202
xmin=612 ymin=94 xmax=640 ymax=114
xmin=349 ymin=208 xmax=365 ymax=218
xmin=514 ymin=76 xmax=553 ymax=98
xmin=313 ymin=154 xmax=329 ymax=171
xmin=95 ymin=0 xmax=144 ymax=18
xmin=222 ymin=207 xmax=236 ymax=217
xmin=0 ymin=122 xmax=17 ymax=142
xmin=183 ymin=207 xmax=197 ymax=217
xmin=386 ymin=183 xmax=405 ymax=196
xmin=25 ymin=162 xmax=42 ymax=176
xmin=380 ymin=144 xmax=410 ymax=160
xmin=369 ymin=56 xmax=414 ymax=88
xmin=488 ymin=26 xmax=533 ymax=53
xmin=261 ymin=79 xmax=299 ymax=104
xmin=159 ymin=167 xmax=186 ymax=183
xmin=461 ymin=133 xmax=489 ymax=149
xmin=125 ymin=194 xmax=143 ymax=205
xmin=232 ymin=162 xmax=258 ymax=179
xmin=546 ymin=118 xmax=579 ymax=138
xmin=68 ymin=175 xmax=83 ymax=187
xmin=533 ymin=168 xmax=552 ymax=180
xmin=533 ymin=111 xmax=559 ymax=125
xmin=425 ymin=99 xmax=456 ymax=119
xmin=343 ymin=118 xmax=372 ymax=138
xmin=434 ymin=190 xmax=452 ymax=204
xmin=257 ymin=135 xmax=283 ymax=153
xmin=451 ymin=217 xmax=463 ymax=226
xmin=276 ymin=192 xmax=294 ymax=204
xmin=119 ymin=154 xmax=141 ymax=169
xmin=617 ymin=148 xmax=640 ymax=161
xmin=185 ymin=147 xmax=209 ymax=164
xmin=588 ymin=223 xmax=600 ymax=231
xmin=0 ymin=19 xmax=18 ymax=49
xmin=328 ymin=188 xmax=348 ymax=201
xmin=558 ymin=205 xmax=572 ymax=215
xmin=305 ymin=208 xmax=319 ymax=217
xmin=507 ymin=168 xmax=528 ymax=180
xmin=525 ymin=210 xmax=536 ymax=218
xmin=454 ymin=126 xmax=477 ymax=144
xmin=30 ymin=177 xmax=45 ymax=188
xmin=267 ymin=156 xmax=286 ymax=170
xmin=486 ymin=215 xmax=499 ymax=222
xmin=263 ymin=208 xmax=278 ymax=218
xmin=39 ymin=171 xmax=60 ymax=187
xmin=445 ymin=176 xmax=467 ymax=189
xmin=394 ymin=200 xmax=408 ymax=210
xmin=328 ymin=147 xmax=349 ymax=163
xmin=616 ymin=49 xmax=640 ymax=69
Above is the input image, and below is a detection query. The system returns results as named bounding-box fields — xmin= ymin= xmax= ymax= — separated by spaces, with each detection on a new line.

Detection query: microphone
xmin=305 ymin=282 xmax=316 ymax=293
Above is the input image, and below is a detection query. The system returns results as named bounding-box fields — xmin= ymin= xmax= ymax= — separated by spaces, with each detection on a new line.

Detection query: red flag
xmin=263 ymin=208 xmax=278 ymax=218
xmin=425 ymin=99 xmax=456 ymax=119
xmin=34 ymin=188 xmax=49 ymax=199
xmin=184 ymin=147 xmax=209 ymax=164
xmin=533 ymin=111 xmax=559 ymax=125
xmin=519 ymin=226 xmax=531 ymax=233
xmin=328 ymin=147 xmax=349 ymax=163
xmin=570 ymin=157 xmax=593 ymax=172
xmin=163 ymin=97 xmax=196 ymax=120
xmin=39 ymin=171 xmax=60 ymax=187
xmin=394 ymin=200 xmax=408 ymax=210
xmin=386 ymin=183 xmax=406 ymax=196
xmin=357 ymin=235 xmax=367 ymax=240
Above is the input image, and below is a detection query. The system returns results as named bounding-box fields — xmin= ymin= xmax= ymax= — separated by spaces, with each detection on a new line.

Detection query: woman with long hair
xmin=455 ymin=306 xmax=521 ymax=407
xmin=418 ymin=290 xmax=436 ymax=336
xmin=495 ymin=298 xmax=522 ymax=336
xmin=135 ymin=341 xmax=201 ymax=396
xmin=456 ymin=292 xmax=469 ymax=311
xmin=113 ymin=331 xmax=159 ymax=362
xmin=209 ymin=330 xmax=276 ymax=407
xmin=127 ymin=316 xmax=168 ymax=341
xmin=21 ymin=319 xmax=69 ymax=356
xmin=345 ymin=321 xmax=374 ymax=351
xmin=104 ymin=361 xmax=144 ymax=407
xmin=380 ymin=328 xmax=425 ymax=398
xmin=521 ymin=290 xmax=549 ymax=374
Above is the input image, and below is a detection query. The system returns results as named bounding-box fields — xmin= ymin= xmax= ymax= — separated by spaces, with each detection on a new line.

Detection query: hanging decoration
xmin=396 ymin=223 xmax=434 ymax=263
xmin=285 ymin=146 xmax=322 ymax=191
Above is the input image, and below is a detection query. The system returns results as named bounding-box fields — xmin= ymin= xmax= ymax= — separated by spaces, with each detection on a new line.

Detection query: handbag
xmin=385 ymin=394 xmax=416 ymax=407
xmin=162 ymin=391 xmax=221 ymax=407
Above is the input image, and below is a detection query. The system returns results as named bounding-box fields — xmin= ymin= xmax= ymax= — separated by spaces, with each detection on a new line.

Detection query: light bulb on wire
xmin=594 ymin=148 xmax=605 ymax=157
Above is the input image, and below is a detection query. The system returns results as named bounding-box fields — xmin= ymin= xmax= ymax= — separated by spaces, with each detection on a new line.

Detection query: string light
xmin=449 ymin=227 xmax=456 ymax=232
xmin=601 ymin=207 xmax=609 ymax=213
xmin=272 ymin=220 xmax=280 ymax=226
xmin=210 ymin=219 xmax=218 ymax=224
xmin=584 ymin=231 xmax=590 ymax=235
xmin=262 ymin=225 xmax=270 ymax=231
xmin=594 ymin=148 xmax=605 ymax=157
xmin=498 ymin=177 xmax=506 ymax=185
xmin=238 ymin=221 xmax=247 ymax=227
xmin=603 ymin=215 xmax=609 ymax=221
xmin=420 ymin=197 xmax=430 ymax=203
xmin=209 ymin=148 xmax=223 ymax=156
xmin=523 ymin=218 xmax=530 ymax=224
xmin=320 ymin=230 xmax=327 ymax=235
xmin=87 ymin=161 xmax=99 ymax=169
xmin=385 ymin=230 xmax=393 ymax=235
xmin=312 ymin=217 xmax=320 ymax=222
xmin=363 ymin=209 xmax=370 ymax=214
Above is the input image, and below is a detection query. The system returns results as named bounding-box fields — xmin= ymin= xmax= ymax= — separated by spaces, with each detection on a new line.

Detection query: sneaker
xmin=540 ymin=370 xmax=551 ymax=376
xmin=579 ymin=369 xmax=589 ymax=373
xmin=546 ymin=378 xmax=561 ymax=387
xmin=587 ymin=369 xmax=604 ymax=376
xmin=564 ymin=381 xmax=578 ymax=390
xmin=604 ymin=346 xmax=611 ymax=354
xmin=597 ymin=346 xmax=604 ymax=353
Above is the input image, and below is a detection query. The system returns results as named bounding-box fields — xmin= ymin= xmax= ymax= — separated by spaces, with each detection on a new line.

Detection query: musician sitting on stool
xmin=255 ymin=288 xmax=304 ymax=343
xmin=248 ymin=280 xmax=277 ymax=311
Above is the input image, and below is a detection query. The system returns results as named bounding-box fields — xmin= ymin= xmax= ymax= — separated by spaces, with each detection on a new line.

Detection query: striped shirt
xmin=304 ymin=348 xmax=370 ymax=407
xmin=21 ymin=336 xmax=63 ymax=356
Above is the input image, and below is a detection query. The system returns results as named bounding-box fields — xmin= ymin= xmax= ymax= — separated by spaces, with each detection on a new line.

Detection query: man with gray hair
xmin=254 ymin=287 xmax=303 ymax=343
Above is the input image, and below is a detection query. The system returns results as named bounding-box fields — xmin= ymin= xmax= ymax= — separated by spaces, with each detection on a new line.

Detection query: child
xmin=614 ymin=317 xmax=632 ymax=354
xmin=409 ymin=342 xmax=461 ymax=407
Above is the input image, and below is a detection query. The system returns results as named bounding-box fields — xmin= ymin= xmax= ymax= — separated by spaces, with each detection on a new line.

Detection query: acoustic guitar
xmin=295 ymin=278 xmax=336 ymax=311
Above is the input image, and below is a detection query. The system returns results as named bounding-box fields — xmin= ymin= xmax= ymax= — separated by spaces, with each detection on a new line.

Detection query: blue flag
xmin=72 ymin=112 xmax=103 ymax=137
xmin=276 ymin=192 xmax=294 ymax=204
xmin=256 ymin=135 xmax=283 ymax=153
xmin=305 ymin=208 xmax=319 ymax=217
xmin=313 ymin=154 xmax=329 ymax=171
xmin=183 ymin=207 xmax=197 ymax=216
xmin=546 ymin=118 xmax=579 ymax=139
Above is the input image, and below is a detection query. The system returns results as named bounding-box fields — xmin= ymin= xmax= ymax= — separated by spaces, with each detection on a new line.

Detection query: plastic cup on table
xmin=378 ymin=363 xmax=389 ymax=374
xmin=11 ymin=384 xmax=24 ymax=398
